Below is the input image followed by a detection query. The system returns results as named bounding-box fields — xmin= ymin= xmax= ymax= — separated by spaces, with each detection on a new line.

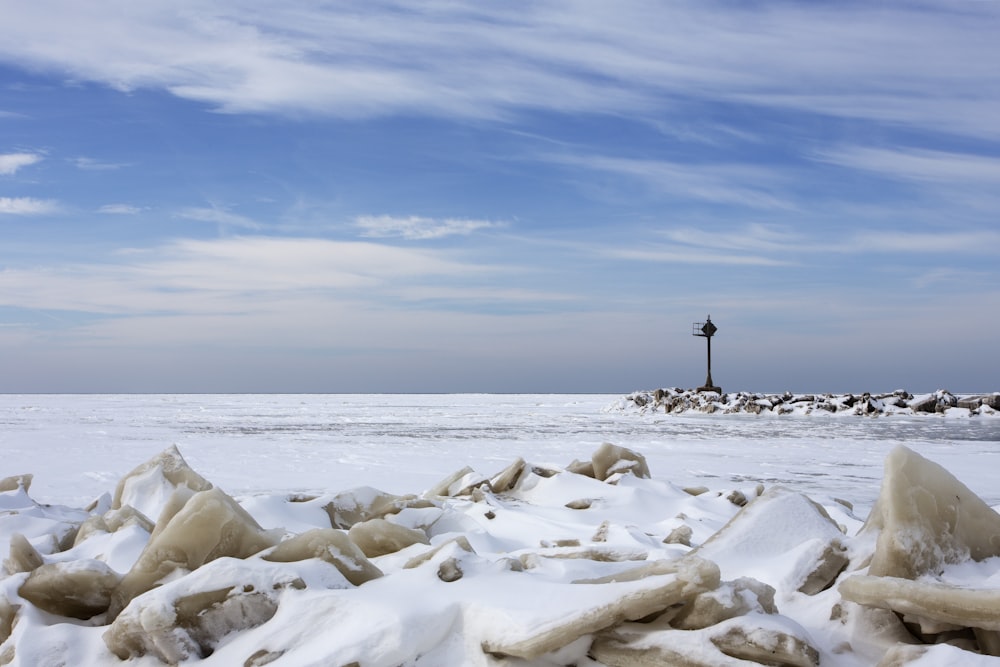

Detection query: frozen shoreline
xmin=4 ymin=438 xmax=1000 ymax=666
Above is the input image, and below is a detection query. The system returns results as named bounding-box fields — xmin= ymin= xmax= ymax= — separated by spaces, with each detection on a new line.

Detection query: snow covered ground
xmin=2 ymin=393 xmax=1000 ymax=666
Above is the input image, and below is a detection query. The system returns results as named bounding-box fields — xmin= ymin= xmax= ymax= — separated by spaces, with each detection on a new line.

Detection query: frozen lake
xmin=3 ymin=393 xmax=999 ymax=514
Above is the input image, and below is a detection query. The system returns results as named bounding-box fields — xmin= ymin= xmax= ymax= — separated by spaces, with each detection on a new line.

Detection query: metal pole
xmin=705 ymin=335 xmax=713 ymax=388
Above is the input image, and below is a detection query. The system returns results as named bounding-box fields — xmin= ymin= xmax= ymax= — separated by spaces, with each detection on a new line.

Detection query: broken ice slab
xmin=840 ymin=575 xmax=1000 ymax=633
xmin=18 ymin=559 xmax=122 ymax=620
xmin=262 ymin=528 xmax=383 ymax=586
xmin=861 ymin=445 xmax=1000 ymax=579
xmin=694 ymin=486 xmax=849 ymax=596
xmin=347 ymin=517 xmax=430 ymax=558
xmin=321 ymin=486 xmax=434 ymax=529
xmin=107 ymin=487 xmax=280 ymax=620
xmin=482 ymin=556 xmax=719 ymax=660
xmin=592 ymin=613 xmax=820 ymax=667
xmin=104 ymin=558 xmax=306 ymax=663
xmin=111 ymin=445 xmax=212 ymax=522
xmin=591 ymin=442 xmax=650 ymax=481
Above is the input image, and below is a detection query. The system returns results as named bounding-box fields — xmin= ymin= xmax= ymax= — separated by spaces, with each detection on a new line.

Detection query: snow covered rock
xmin=613 ymin=388 xmax=1000 ymax=417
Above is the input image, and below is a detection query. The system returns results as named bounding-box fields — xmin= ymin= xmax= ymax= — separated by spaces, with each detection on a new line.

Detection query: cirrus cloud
xmin=355 ymin=215 xmax=501 ymax=240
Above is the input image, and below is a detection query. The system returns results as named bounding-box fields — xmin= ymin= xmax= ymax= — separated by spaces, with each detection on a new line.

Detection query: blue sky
xmin=1 ymin=1 xmax=999 ymax=393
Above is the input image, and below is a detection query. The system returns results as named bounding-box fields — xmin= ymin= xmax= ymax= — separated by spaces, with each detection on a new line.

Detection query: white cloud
xmin=0 ymin=2 xmax=997 ymax=137
xmin=0 ymin=236 xmax=491 ymax=316
xmin=0 ymin=196 xmax=58 ymax=214
xmin=355 ymin=215 xmax=499 ymax=240
xmin=98 ymin=203 xmax=143 ymax=214
xmin=0 ymin=152 xmax=42 ymax=175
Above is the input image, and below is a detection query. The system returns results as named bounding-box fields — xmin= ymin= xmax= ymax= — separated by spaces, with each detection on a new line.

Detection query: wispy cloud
xmin=72 ymin=156 xmax=128 ymax=171
xmin=178 ymin=206 xmax=261 ymax=230
xmin=817 ymin=146 xmax=1000 ymax=185
xmin=848 ymin=230 xmax=1000 ymax=255
xmin=542 ymin=153 xmax=793 ymax=209
xmin=98 ymin=203 xmax=143 ymax=215
xmin=1 ymin=2 xmax=997 ymax=137
xmin=355 ymin=215 xmax=500 ymax=240
xmin=0 ymin=196 xmax=58 ymax=214
xmin=0 ymin=236 xmax=495 ymax=316
xmin=0 ymin=152 xmax=42 ymax=175
xmin=604 ymin=246 xmax=791 ymax=267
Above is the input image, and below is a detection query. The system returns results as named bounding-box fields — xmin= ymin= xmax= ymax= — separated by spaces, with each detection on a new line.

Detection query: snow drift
xmin=2 ymin=440 xmax=1000 ymax=666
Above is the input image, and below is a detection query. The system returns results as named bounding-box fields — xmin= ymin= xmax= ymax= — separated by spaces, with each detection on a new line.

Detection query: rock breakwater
xmin=611 ymin=388 xmax=1000 ymax=417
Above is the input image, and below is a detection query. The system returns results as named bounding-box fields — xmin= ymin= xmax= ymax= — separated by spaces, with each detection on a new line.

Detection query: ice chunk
xmin=3 ymin=533 xmax=43 ymax=574
xmin=862 ymin=445 xmax=1000 ymax=579
xmin=111 ymin=445 xmax=212 ymax=521
xmin=489 ymin=457 xmax=526 ymax=492
xmin=0 ymin=474 xmax=32 ymax=494
xmin=663 ymin=524 xmax=693 ymax=547
xmin=565 ymin=458 xmax=596 ymax=478
xmin=347 ymin=518 xmax=430 ymax=557
xmin=18 ymin=559 xmax=122 ymax=619
xmin=1 ymin=597 xmax=17 ymax=645
xmin=104 ymin=558 xmax=303 ymax=662
xmin=107 ymin=487 xmax=279 ymax=620
xmin=423 ymin=466 xmax=490 ymax=497
xmin=710 ymin=619 xmax=820 ymax=667
xmin=669 ymin=577 xmax=777 ymax=630
xmin=74 ymin=505 xmax=154 ymax=546
xmin=321 ymin=487 xmax=433 ymax=529
xmin=592 ymin=443 xmax=650 ymax=481
xmin=694 ymin=487 xmax=848 ymax=595
xmin=874 ymin=643 xmax=1000 ymax=666
xmin=840 ymin=575 xmax=1000 ymax=632
xmin=403 ymin=536 xmax=475 ymax=570
xmin=262 ymin=528 xmax=383 ymax=586
xmin=482 ymin=556 xmax=720 ymax=660
xmin=592 ymin=614 xmax=819 ymax=667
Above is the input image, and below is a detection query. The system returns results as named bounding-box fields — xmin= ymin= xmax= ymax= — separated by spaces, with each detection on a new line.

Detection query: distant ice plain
xmin=4 ymin=394 xmax=998 ymax=514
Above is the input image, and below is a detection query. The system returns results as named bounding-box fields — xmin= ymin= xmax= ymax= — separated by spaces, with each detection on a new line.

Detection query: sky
xmin=1 ymin=1 xmax=999 ymax=394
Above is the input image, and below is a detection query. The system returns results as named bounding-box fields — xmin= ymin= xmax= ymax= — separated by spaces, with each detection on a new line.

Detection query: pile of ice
xmin=3 ymin=442 xmax=1000 ymax=666
xmin=610 ymin=388 xmax=1000 ymax=417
